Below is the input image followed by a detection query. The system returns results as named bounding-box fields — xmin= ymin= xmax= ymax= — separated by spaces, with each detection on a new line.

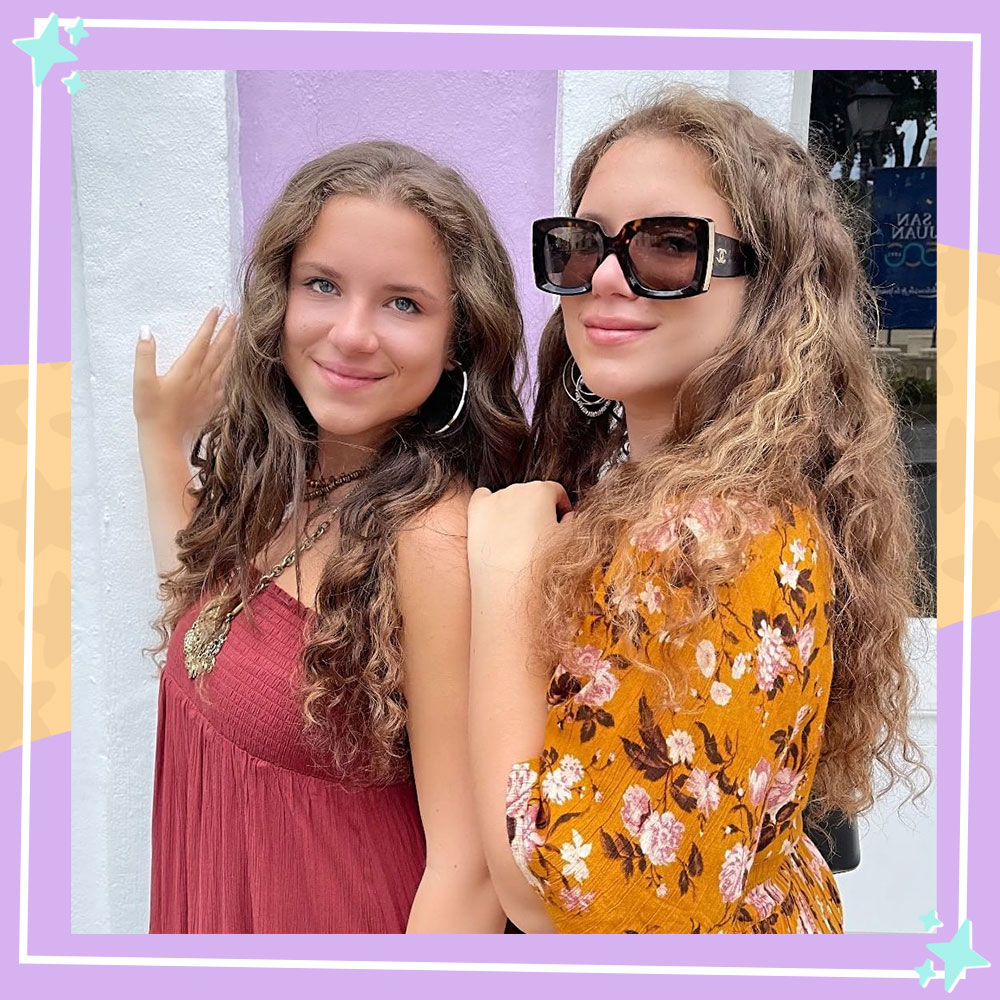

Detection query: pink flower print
xmin=796 ymin=622 xmax=815 ymax=664
xmin=559 ymin=754 xmax=584 ymax=784
xmin=639 ymin=810 xmax=686 ymax=866
xmin=560 ymin=886 xmax=596 ymax=913
xmin=790 ymin=538 xmax=807 ymax=563
xmin=576 ymin=662 xmax=620 ymax=708
xmin=801 ymin=833 xmax=828 ymax=879
xmin=631 ymin=509 xmax=680 ymax=553
xmin=639 ymin=580 xmax=664 ymax=614
xmin=560 ymin=829 xmax=593 ymax=883
xmin=796 ymin=906 xmax=818 ymax=934
xmin=696 ymin=639 xmax=717 ymax=677
xmin=718 ymin=842 xmax=753 ymax=903
xmin=688 ymin=767 xmax=721 ymax=816
xmin=621 ymin=784 xmax=652 ymax=837
xmin=755 ymin=619 xmax=793 ymax=692
xmin=710 ymin=681 xmax=732 ymax=706
xmin=778 ymin=561 xmax=800 ymax=589
xmin=684 ymin=496 xmax=726 ymax=537
xmin=748 ymin=758 xmax=771 ymax=808
xmin=655 ymin=883 xmax=668 ymax=898
xmin=731 ymin=651 xmax=751 ymax=680
xmin=666 ymin=728 xmax=696 ymax=765
xmin=764 ymin=767 xmax=804 ymax=815
xmin=745 ymin=881 xmax=780 ymax=919
xmin=506 ymin=762 xmax=538 ymax=818
xmin=543 ymin=759 xmax=584 ymax=805
xmin=567 ymin=644 xmax=605 ymax=677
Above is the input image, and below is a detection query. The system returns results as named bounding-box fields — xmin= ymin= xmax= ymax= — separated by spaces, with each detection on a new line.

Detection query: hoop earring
xmin=562 ymin=357 xmax=612 ymax=418
xmin=432 ymin=367 xmax=469 ymax=435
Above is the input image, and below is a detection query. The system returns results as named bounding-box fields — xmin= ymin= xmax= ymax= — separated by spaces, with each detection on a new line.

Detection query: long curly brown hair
xmin=156 ymin=141 xmax=528 ymax=784
xmin=528 ymin=87 xmax=928 ymax=820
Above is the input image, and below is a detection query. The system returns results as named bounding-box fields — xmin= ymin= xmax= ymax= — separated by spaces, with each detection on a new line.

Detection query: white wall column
xmin=71 ymin=69 xmax=241 ymax=933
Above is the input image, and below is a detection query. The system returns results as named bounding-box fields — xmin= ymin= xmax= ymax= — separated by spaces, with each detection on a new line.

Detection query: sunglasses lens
xmin=541 ymin=224 xmax=602 ymax=290
xmin=628 ymin=219 xmax=700 ymax=292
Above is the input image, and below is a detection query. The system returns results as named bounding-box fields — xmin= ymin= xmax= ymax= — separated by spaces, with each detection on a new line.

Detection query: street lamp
xmin=847 ymin=80 xmax=895 ymax=186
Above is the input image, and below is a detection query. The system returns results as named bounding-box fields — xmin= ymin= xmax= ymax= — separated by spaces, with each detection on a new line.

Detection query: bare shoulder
xmin=396 ymin=486 xmax=473 ymax=584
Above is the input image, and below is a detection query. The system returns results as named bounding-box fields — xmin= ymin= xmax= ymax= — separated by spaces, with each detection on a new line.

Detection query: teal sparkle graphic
xmin=61 ymin=70 xmax=84 ymax=95
xmin=920 ymin=909 xmax=944 ymax=932
xmin=67 ymin=17 xmax=88 ymax=45
xmin=13 ymin=13 xmax=78 ymax=87
xmin=914 ymin=959 xmax=936 ymax=988
xmin=926 ymin=919 xmax=990 ymax=992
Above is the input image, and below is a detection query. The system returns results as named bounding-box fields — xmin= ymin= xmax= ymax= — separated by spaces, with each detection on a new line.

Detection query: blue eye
xmin=305 ymin=278 xmax=337 ymax=294
xmin=392 ymin=297 xmax=420 ymax=314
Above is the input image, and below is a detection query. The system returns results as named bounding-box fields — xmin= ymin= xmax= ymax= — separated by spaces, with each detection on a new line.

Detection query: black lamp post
xmin=847 ymin=81 xmax=895 ymax=187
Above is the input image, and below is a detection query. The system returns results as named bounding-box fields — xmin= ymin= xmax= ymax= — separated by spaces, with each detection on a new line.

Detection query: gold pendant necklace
xmin=183 ymin=515 xmax=333 ymax=680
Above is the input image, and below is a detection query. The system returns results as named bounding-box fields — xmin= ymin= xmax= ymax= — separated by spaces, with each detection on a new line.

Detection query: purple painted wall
xmin=236 ymin=70 xmax=559 ymax=388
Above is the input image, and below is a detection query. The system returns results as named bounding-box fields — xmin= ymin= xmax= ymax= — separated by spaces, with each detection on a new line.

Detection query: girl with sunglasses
xmin=133 ymin=141 xmax=527 ymax=933
xmin=469 ymin=88 xmax=925 ymax=933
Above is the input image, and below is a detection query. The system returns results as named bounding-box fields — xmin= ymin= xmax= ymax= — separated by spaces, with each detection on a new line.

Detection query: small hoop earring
xmin=432 ymin=367 xmax=469 ymax=435
xmin=562 ymin=357 xmax=612 ymax=418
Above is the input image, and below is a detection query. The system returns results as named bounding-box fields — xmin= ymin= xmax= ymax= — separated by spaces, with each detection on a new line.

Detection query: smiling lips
xmin=582 ymin=315 xmax=656 ymax=346
xmin=313 ymin=359 xmax=389 ymax=390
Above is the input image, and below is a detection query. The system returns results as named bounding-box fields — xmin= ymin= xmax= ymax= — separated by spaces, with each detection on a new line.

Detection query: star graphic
xmin=920 ymin=908 xmax=944 ymax=932
xmin=914 ymin=959 xmax=936 ymax=988
xmin=67 ymin=17 xmax=88 ymax=45
xmin=13 ymin=13 xmax=78 ymax=87
xmin=61 ymin=70 xmax=84 ymax=95
xmin=927 ymin=919 xmax=991 ymax=992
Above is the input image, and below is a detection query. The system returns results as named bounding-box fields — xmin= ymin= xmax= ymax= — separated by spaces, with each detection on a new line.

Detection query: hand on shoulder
xmin=467 ymin=480 xmax=574 ymax=580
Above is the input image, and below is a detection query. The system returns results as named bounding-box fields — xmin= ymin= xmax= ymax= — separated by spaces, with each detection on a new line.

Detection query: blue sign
xmin=869 ymin=167 xmax=936 ymax=330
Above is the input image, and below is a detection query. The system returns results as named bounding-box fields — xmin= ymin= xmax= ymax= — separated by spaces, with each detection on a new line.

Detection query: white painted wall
xmin=71 ymin=70 xmax=241 ymax=933
xmin=555 ymin=70 xmax=813 ymax=212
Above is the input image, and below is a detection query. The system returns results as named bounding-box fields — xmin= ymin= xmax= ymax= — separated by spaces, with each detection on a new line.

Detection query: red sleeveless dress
xmin=149 ymin=582 xmax=426 ymax=933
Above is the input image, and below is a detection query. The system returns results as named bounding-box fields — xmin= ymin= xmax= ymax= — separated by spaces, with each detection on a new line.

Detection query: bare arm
xmin=398 ymin=491 xmax=506 ymax=934
xmin=132 ymin=307 xmax=235 ymax=576
xmin=467 ymin=483 xmax=573 ymax=933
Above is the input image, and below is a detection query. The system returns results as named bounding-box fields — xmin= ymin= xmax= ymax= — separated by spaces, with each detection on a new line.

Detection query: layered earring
xmin=562 ymin=357 xmax=612 ymax=418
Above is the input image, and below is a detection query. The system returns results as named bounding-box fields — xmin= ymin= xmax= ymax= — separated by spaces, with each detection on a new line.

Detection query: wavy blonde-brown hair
xmin=156 ymin=141 xmax=528 ymax=784
xmin=529 ymin=87 xmax=927 ymax=819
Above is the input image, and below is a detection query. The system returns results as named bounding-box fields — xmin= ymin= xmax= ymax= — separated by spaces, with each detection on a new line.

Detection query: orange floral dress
xmin=506 ymin=504 xmax=843 ymax=933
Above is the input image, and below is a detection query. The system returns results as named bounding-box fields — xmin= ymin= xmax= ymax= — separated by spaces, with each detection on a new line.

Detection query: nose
xmin=327 ymin=301 xmax=379 ymax=355
xmin=590 ymin=249 xmax=636 ymax=299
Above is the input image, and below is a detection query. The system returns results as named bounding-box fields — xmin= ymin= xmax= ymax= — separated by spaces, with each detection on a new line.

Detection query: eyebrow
xmin=292 ymin=261 xmax=445 ymax=305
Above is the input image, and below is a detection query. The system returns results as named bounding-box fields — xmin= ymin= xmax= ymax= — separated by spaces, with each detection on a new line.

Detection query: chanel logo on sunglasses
xmin=715 ymin=247 xmax=729 ymax=264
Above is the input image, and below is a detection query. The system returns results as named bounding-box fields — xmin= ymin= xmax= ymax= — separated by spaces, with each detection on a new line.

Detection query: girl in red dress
xmin=133 ymin=141 xmax=528 ymax=933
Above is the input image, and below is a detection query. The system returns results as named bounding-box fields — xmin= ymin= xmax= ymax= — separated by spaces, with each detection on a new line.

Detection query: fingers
xmin=543 ymin=481 xmax=574 ymax=519
xmin=133 ymin=324 xmax=157 ymax=386
xmin=204 ymin=309 xmax=237 ymax=375
xmin=172 ymin=306 xmax=222 ymax=374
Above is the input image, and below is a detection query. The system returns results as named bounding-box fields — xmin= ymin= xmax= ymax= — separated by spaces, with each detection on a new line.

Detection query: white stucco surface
xmin=71 ymin=70 xmax=240 ymax=933
xmin=555 ymin=70 xmax=814 ymax=212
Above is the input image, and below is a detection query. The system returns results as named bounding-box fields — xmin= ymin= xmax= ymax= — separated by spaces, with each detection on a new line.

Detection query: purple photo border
xmin=1 ymin=2 xmax=994 ymax=996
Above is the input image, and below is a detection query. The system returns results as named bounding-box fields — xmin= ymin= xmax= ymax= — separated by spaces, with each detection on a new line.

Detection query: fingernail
xmin=138 ymin=324 xmax=152 ymax=342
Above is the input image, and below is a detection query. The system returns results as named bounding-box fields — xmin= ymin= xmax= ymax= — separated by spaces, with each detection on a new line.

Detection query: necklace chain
xmin=183 ymin=514 xmax=333 ymax=680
